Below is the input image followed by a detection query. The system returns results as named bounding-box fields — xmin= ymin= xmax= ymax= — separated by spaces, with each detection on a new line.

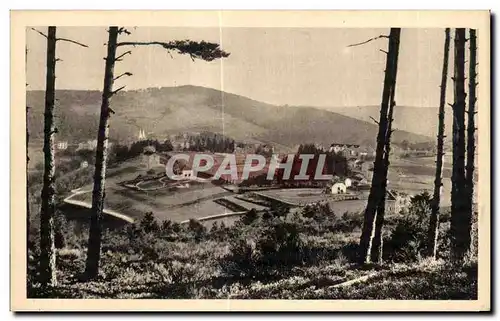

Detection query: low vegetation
xmin=27 ymin=192 xmax=477 ymax=299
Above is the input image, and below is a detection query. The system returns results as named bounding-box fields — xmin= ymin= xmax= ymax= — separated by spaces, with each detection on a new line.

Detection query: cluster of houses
xmin=56 ymin=141 xmax=68 ymax=150
xmin=329 ymin=143 xmax=376 ymax=159
xmin=136 ymin=139 xmax=412 ymax=213
xmin=55 ymin=139 xmax=102 ymax=151
xmin=141 ymin=145 xmax=162 ymax=170
xmin=233 ymin=142 xmax=274 ymax=155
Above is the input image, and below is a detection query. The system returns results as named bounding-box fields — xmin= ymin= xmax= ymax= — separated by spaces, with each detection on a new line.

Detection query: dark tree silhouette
xmin=26 ymin=47 xmax=31 ymax=273
xmin=39 ymin=26 xmax=58 ymax=287
xmin=450 ymin=28 xmax=471 ymax=262
xmin=357 ymin=28 xmax=401 ymax=264
xmin=370 ymin=29 xmax=401 ymax=264
xmin=465 ymin=28 xmax=477 ymax=223
xmin=84 ymin=26 xmax=230 ymax=280
xmin=84 ymin=27 xmax=120 ymax=279
xmin=372 ymin=94 xmax=399 ymax=262
xmin=32 ymin=26 xmax=87 ymax=286
xmin=427 ymin=28 xmax=451 ymax=259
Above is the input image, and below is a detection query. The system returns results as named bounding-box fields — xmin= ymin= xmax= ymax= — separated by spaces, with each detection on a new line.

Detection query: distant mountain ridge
xmin=27 ymin=85 xmax=433 ymax=151
xmin=316 ymin=105 xmax=454 ymax=140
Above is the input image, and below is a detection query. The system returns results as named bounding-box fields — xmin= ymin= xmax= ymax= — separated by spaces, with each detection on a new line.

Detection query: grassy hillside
xmin=28 ymin=199 xmax=477 ymax=300
xmin=27 ymin=86 xmax=433 ymax=150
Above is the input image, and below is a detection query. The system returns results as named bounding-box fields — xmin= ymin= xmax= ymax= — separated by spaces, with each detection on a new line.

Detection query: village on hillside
xmin=21 ymin=19 xmax=484 ymax=305
xmin=53 ymin=125 xmax=420 ymax=226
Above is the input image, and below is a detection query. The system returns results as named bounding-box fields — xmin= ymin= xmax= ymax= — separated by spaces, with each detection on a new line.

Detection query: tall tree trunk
xmin=371 ymin=98 xmax=396 ymax=263
xmin=358 ymin=28 xmax=401 ymax=264
xmin=26 ymin=47 xmax=31 ymax=275
xmin=85 ymin=27 xmax=118 ymax=279
xmin=450 ymin=28 xmax=470 ymax=261
xmin=426 ymin=28 xmax=451 ymax=259
xmin=370 ymin=32 xmax=401 ymax=263
xmin=465 ymin=29 xmax=477 ymax=218
xmin=26 ymin=47 xmax=30 ymax=242
xmin=39 ymin=26 xmax=57 ymax=286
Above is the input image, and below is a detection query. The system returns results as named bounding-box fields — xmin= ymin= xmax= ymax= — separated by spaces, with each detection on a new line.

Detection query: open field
xmin=62 ymin=153 xmax=459 ymax=224
xmin=388 ymin=156 xmax=454 ymax=206
xmin=63 ymin=157 xmax=234 ymax=222
xmin=68 ymin=184 xmax=232 ymax=222
xmin=256 ymin=188 xmax=359 ymax=206
xmin=225 ymin=195 xmax=268 ymax=211
xmin=326 ymin=199 xmax=367 ymax=215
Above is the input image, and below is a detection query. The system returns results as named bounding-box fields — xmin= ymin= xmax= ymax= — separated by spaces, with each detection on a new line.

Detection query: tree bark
xmin=39 ymin=26 xmax=57 ymax=286
xmin=358 ymin=28 xmax=401 ymax=264
xmin=371 ymin=31 xmax=401 ymax=264
xmin=371 ymin=98 xmax=397 ymax=263
xmin=450 ymin=28 xmax=470 ymax=261
xmin=26 ymin=47 xmax=31 ymax=273
xmin=465 ymin=29 xmax=477 ymax=220
xmin=85 ymin=27 xmax=118 ymax=279
xmin=426 ymin=28 xmax=451 ymax=259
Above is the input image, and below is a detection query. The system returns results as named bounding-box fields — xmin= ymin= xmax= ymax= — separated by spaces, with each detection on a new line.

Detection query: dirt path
xmin=63 ymin=189 xmax=135 ymax=223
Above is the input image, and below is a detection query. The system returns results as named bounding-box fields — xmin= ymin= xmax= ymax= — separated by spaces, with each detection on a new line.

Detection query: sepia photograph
xmin=10 ymin=10 xmax=490 ymax=311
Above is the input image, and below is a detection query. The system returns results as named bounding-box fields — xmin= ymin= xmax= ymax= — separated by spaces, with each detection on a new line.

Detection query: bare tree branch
xmin=56 ymin=37 xmax=89 ymax=48
xmin=110 ymin=85 xmax=126 ymax=96
xmin=347 ymin=35 xmax=389 ymax=48
xmin=369 ymin=116 xmax=380 ymax=124
xmin=115 ymin=50 xmax=132 ymax=61
xmin=118 ymin=27 xmax=131 ymax=35
xmin=30 ymin=27 xmax=48 ymax=38
xmin=113 ymin=72 xmax=133 ymax=81
xmin=379 ymin=49 xmax=388 ymax=54
xmin=116 ymin=40 xmax=230 ymax=61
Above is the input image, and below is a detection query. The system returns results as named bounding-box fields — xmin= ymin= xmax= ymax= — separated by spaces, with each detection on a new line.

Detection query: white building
xmin=77 ymin=139 xmax=98 ymax=150
xmin=138 ymin=129 xmax=147 ymax=141
xmin=331 ymin=182 xmax=347 ymax=194
xmin=181 ymin=169 xmax=194 ymax=179
xmin=386 ymin=190 xmax=412 ymax=214
xmin=168 ymin=169 xmax=195 ymax=181
xmin=56 ymin=141 xmax=68 ymax=150
xmin=87 ymin=139 xmax=98 ymax=150
xmin=329 ymin=143 xmax=360 ymax=156
xmin=142 ymin=146 xmax=160 ymax=170
xmin=80 ymin=161 xmax=89 ymax=169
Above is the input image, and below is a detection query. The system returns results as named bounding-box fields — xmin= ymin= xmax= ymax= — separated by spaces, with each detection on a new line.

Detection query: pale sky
xmin=26 ymin=27 xmax=454 ymax=107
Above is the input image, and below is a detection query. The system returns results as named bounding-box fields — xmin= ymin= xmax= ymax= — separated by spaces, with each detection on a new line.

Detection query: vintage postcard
xmin=11 ymin=10 xmax=490 ymax=311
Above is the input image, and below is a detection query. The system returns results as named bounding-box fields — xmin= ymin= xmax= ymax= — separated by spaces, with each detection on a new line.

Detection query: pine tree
xmin=84 ymin=26 xmax=229 ymax=279
xmin=26 ymin=47 xmax=31 ymax=272
xmin=450 ymin=28 xmax=471 ymax=261
xmin=358 ymin=28 xmax=401 ymax=264
xmin=38 ymin=26 xmax=58 ymax=286
xmin=465 ymin=29 xmax=477 ymax=222
xmin=426 ymin=28 xmax=451 ymax=259
xmin=84 ymin=27 xmax=119 ymax=279
xmin=33 ymin=26 xmax=88 ymax=286
xmin=370 ymin=30 xmax=401 ymax=263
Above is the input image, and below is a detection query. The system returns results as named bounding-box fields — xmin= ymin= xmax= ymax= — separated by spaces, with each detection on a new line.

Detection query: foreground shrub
xmin=384 ymin=191 xmax=432 ymax=262
xmin=240 ymin=209 xmax=258 ymax=225
xmin=222 ymin=217 xmax=303 ymax=278
xmin=186 ymin=219 xmax=207 ymax=242
xmin=140 ymin=212 xmax=160 ymax=234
